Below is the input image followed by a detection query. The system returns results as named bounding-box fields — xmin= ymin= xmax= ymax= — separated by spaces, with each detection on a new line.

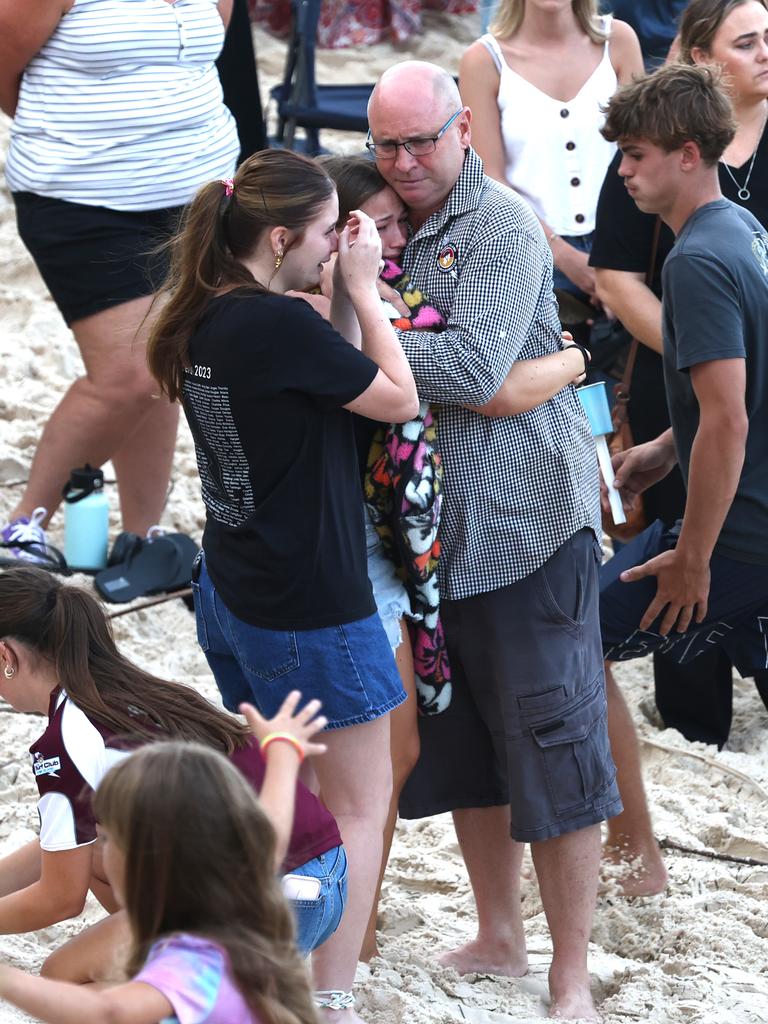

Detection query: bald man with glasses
xmin=367 ymin=61 xmax=621 ymax=1021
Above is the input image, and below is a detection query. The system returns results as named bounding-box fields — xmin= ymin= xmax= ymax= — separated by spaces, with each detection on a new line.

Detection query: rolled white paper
xmin=595 ymin=435 xmax=627 ymax=526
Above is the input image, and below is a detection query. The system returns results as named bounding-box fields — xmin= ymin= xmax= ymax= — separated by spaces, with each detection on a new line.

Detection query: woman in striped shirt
xmin=0 ymin=0 xmax=239 ymax=560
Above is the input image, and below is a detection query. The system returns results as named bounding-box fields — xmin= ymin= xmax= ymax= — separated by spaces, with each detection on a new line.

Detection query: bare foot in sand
xmin=602 ymin=838 xmax=668 ymax=897
xmin=439 ymin=937 xmax=528 ymax=977
xmin=548 ymin=967 xmax=600 ymax=1021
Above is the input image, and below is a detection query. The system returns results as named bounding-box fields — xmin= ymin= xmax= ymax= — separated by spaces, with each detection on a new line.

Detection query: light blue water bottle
xmin=62 ymin=465 xmax=109 ymax=570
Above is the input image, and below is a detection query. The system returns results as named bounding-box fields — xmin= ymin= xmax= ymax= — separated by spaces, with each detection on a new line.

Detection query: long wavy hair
xmin=491 ymin=0 xmax=609 ymax=44
xmin=146 ymin=149 xmax=334 ymax=402
xmin=0 ymin=566 xmax=249 ymax=751
xmin=94 ymin=743 xmax=319 ymax=1024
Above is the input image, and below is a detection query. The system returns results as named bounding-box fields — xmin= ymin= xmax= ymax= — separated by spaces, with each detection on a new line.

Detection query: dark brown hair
xmin=0 ymin=566 xmax=249 ymax=751
xmin=318 ymin=156 xmax=387 ymax=226
xmin=94 ymin=743 xmax=319 ymax=1024
xmin=147 ymin=149 xmax=335 ymax=402
xmin=679 ymin=0 xmax=768 ymax=65
xmin=601 ymin=63 xmax=736 ymax=164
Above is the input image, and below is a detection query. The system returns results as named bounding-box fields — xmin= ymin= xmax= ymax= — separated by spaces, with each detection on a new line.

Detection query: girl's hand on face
xmin=240 ymin=691 xmax=328 ymax=760
xmin=336 ymin=209 xmax=383 ymax=290
xmin=322 ymin=251 xmax=339 ymax=298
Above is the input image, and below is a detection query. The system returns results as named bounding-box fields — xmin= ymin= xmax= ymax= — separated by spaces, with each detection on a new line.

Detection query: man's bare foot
xmin=548 ymin=967 xmax=599 ymax=1021
xmin=439 ymin=937 xmax=528 ymax=977
xmin=602 ymin=838 xmax=668 ymax=897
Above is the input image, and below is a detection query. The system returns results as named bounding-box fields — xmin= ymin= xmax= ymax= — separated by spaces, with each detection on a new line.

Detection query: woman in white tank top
xmin=459 ymin=0 xmax=642 ymax=307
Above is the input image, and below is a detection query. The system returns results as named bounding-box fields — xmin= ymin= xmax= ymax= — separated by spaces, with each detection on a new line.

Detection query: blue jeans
xmin=285 ymin=845 xmax=348 ymax=955
xmin=552 ymin=231 xmax=595 ymax=303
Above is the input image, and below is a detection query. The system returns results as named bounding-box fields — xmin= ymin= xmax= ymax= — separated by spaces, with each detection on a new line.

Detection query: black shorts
xmin=13 ymin=192 xmax=184 ymax=326
xmin=399 ymin=529 xmax=623 ymax=842
xmin=601 ymin=519 xmax=768 ymax=675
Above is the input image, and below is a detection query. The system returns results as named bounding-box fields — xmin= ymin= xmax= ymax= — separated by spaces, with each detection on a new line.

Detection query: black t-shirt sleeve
xmin=270 ymin=298 xmax=379 ymax=410
xmin=593 ymin=150 xmax=663 ymax=272
xmin=590 ymin=152 xmax=676 ymax=295
xmin=590 ymin=152 xmax=659 ymax=274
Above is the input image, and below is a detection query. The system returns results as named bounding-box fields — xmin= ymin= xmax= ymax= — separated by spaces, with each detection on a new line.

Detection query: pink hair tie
xmin=221 ymin=178 xmax=234 ymax=198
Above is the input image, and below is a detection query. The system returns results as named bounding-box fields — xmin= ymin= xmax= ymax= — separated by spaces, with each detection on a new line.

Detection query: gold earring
xmin=3 ymin=665 xmax=14 ymax=679
xmin=274 ymin=250 xmax=284 ymax=271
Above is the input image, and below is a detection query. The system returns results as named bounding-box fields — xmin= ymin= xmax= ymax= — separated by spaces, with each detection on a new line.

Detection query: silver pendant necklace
xmin=721 ymin=105 xmax=768 ymax=203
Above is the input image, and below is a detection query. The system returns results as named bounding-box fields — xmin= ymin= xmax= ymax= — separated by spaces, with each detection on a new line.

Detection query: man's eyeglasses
xmin=365 ymin=108 xmax=464 ymax=160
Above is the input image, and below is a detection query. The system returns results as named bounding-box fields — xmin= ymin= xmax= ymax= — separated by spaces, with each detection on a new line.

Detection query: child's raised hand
xmin=240 ymin=691 xmax=328 ymax=761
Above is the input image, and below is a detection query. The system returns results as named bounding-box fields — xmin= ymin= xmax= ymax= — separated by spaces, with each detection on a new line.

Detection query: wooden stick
xmin=658 ymin=837 xmax=768 ymax=868
xmin=107 ymin=588 xmax=193 ymax=619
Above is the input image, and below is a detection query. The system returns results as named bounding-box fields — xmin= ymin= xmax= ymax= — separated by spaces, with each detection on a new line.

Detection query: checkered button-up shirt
xmin=398 ymin=148 xmax=600 ymax=600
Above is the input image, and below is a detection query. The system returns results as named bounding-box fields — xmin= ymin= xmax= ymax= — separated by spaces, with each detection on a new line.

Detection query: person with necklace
xmin=589 ymin=0 xmax=768 ymax=899
xmin=707 ymin=1 xmax=768 ymax=216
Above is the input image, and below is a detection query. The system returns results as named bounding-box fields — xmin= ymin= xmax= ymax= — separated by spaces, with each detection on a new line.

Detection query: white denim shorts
xmin=365 ymin=516 xmax=414 ymax=651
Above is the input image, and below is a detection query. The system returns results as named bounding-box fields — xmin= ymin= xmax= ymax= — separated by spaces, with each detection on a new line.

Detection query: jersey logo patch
xmin=437 ymin=244 xmax=457 ymax=272
xmin=752 ymin=232 xmax=768 ymax=277
xmin=32 ymin=753 xmax=61 ymax=778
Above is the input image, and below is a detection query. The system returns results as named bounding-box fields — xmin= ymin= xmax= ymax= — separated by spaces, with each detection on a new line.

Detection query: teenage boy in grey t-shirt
xmin=662 ymin=200 xmax=768 ymax=561
xmin=597 ymin=63 xmax=768 ymax=899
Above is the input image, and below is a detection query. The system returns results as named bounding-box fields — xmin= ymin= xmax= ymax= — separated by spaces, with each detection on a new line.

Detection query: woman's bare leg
xmin=8 ymin=294 xmax=177 ymax=536
xmin=603 ymin=664 xmax=668 ymax=896
xmin=311 ymin=715 xmax=393 ymax=1024
xmin=360 ymin=625 xmax=419 ymax=961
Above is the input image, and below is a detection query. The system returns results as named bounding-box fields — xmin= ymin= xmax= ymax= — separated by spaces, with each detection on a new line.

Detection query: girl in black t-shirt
xmin=147 ymin=149 xmax=420 ymax=1020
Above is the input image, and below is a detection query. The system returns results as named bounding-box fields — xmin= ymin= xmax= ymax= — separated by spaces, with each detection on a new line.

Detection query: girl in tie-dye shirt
xmin=0 ymin=704 xmax=324 ymax=1024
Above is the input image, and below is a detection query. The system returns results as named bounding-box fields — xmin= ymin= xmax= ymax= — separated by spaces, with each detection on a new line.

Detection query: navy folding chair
xmin=270 ymin=0 xmax=373 ymax=154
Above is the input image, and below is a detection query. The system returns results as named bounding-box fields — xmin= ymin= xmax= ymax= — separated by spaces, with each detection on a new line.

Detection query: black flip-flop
xmin=0 ymin=540 xmax=71 ymax=575
xmin=94 ymin=533 xmax=199 ymax=603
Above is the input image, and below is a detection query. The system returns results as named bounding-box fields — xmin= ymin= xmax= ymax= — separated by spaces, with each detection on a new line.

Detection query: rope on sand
xmin=106 ymin=587 xmax=193 ymax=619
xmin=658 ymin=837 xmax=768 ymax=868
xmin=641 ymin=736 xmax=768 ymax=801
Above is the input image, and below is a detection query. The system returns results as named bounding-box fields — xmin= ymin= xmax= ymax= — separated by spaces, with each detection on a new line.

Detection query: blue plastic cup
xmin=577 ymin=382 xmax=613 ymax=437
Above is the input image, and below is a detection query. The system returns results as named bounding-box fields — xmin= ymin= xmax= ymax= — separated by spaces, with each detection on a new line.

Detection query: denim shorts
xmin=365 ymin=517 xmax=413 ymax=652
xmin=552 ymin=231 xmax=594 ymax=303
xmin=399 ymin=529 xmax=622 ymax=842
xmin=192 ymin=553 xmax=406 ymax=729
xmin=284 ymin=845 xmax=348 ymax=956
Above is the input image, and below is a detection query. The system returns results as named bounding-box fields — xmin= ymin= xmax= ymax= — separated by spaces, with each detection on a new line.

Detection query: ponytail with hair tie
xmin=146 ymin=148 xmax=335 ymax=402
xmin=0 ymin=566 xmax=249 ymax=751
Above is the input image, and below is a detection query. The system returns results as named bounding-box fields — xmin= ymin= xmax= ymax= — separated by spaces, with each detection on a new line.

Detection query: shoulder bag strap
xmin=612 ymin=216 xmax=662 ymax=422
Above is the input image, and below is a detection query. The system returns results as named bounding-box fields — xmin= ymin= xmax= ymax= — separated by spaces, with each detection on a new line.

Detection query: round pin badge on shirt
xmin=437 ymin=244 xmax=457 ymax=272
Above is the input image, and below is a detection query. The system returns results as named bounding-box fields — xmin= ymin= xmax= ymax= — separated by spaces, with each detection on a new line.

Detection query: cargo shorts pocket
xmin=524 ymin=677 xmax=615 ymax=816
xmin=227 ymin=619 xmax=300 ymax=682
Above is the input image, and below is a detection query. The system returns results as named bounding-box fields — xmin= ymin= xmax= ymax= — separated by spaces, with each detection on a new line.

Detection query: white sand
xmin=1 ymin=11 xmax=768 ymax=1021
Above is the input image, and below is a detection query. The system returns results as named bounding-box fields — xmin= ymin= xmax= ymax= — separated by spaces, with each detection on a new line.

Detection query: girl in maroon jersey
xmin=0 ymin=566 xmax=346 ymax=998
xmin=0 ymin=733 xmax=323 ymax=1024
